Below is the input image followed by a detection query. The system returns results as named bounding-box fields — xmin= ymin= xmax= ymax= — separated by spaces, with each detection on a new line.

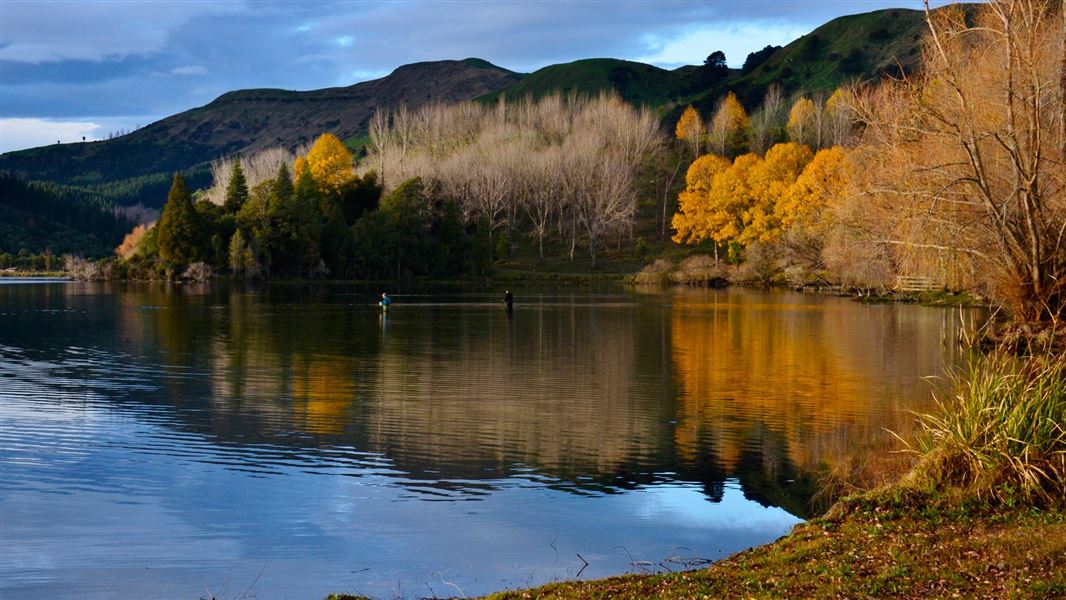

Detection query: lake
xmin=0 ymin=281 xmax=976 ymax=599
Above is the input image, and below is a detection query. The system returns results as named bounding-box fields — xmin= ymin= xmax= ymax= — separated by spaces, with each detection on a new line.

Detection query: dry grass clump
xmin=631 ymin=258 xmax=675 ymax=285
xmin=669 ymin=255 xmax=729 ymax=286
xmin=904 ymin=352 xmax=1066 ymax=507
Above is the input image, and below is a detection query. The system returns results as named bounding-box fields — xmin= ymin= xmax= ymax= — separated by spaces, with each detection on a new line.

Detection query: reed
xmin=905 ymin=352 xmax=1066 ymax=507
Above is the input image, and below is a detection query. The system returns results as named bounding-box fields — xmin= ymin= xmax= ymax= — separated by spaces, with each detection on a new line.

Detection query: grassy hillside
xmin=0 ymin=59 xmax=521 ymax=197
xmin=723 ymin=8 xmax=928 ymax=106
xmin=480 ymin=58 xmax=703 ymax=107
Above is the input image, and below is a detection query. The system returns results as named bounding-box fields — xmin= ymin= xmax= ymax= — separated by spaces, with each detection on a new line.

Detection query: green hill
xmin=722 ymin=8 xmax=928 ymax=107
xmin=0 ymin=8 xmax=934 ymax=212
xmin=480 ymin=58 xmax=703 ymax=107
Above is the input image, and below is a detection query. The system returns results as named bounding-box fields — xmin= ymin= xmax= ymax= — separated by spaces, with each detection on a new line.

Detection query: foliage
xmin=707 ymin=92 xmax=751 ymax=157
xmin=742 ymin=45 xmax=782 ymax=74
xmin=672 ymin=143 xmax=832 ymax=248
xmin=114 ymin=223 xmax=152 ymax=259
xmin=155 ymin=173 xmax=205 ymax=267
xmin=850 ymin=0 xmax=1065 ymax=322
xmin=305 ymin=133 xmax=355 ymax=194
xmin=906 ymin=352 xmax=1066 ymax=507
xmin=674 ymin=105 xmax=704 ymax=158
xmin=223 ymin=159 xmax=249 ymax=213
xmin=670 ymin=154 xmax=731 ymax=245
xmin=0 ymin=172 xmax=135 ymax=257
xmin=368 ymin=93 xmax=659 ymax=268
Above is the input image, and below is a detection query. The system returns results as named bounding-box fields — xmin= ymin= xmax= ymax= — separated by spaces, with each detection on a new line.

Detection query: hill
xmin=0 ymin=59 xmax=521 ymax=203
xmin=0 ymin=8 xmax=932 ymax=209
xmin=479 ymin=58 xmax=703 ymax=106
xmin=478 ymin=9 xmax=929 ymax=115
xmin=719 ymin=8 xmax=928 ymax=107
xmin=0 ymin=174 xmax=134 ymax=257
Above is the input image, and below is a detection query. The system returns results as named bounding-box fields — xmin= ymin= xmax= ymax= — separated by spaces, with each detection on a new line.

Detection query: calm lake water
xmin=0 ymin=281 xmax=976 ymax=599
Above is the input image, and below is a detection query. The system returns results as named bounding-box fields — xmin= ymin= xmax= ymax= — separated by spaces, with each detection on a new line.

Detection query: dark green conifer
xmin=156 ymin=173 xmax=202 ymax=267
xmin=223 ymin=159 xmax=249 ymax=213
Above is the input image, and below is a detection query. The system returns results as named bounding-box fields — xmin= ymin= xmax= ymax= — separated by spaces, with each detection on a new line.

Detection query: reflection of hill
xmin=54 ymin=283 xmax=978 ymax=517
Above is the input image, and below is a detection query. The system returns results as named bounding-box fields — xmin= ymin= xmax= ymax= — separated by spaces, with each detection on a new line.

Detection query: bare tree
xmin=750 ymin=84 xmax=785 ymax=154
xmin=850 ymin=0 xmax=1065 ymax=322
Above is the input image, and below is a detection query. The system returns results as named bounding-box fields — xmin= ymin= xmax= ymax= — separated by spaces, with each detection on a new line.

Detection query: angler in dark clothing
xmin=504 ymin=290 xmax=514 ymax=313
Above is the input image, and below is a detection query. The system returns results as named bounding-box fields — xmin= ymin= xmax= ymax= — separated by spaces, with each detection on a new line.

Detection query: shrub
xmin=904 ymin=353 xmax=1066 ymax=507
xmin=670 ymin=254 xmax=729 ymax=287
xmin=63 ymin=255 xmax=101 ymax=281
xmin=631 ymin=258 xmax=674 ymax=285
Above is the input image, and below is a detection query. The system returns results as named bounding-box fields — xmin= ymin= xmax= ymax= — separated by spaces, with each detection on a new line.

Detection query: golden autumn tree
xmin=671 ymin=154 xmax=732 ymax=245
xmin=305 ymin=133 xmax=354 ymax=193
xmin=778 ymin=146 xmax=849 ymax=231
xmin=675 ymin=105 xmax=704 ymax=159
xmin=741 ymin=142 xmax=814 ymax=244
xmin=852 ymin=0 xmax=1065 ymax=321
xmin=293 ymin=156 xmax=308 ymax=181
xmin=707 ymin=92 xmax=751 ymax=156
xmin=786 ymin=97 xmax=820 ymax=149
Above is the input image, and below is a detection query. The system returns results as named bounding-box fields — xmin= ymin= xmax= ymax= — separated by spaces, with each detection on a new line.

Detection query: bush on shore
xmin=902 ymin=352 xmax=1065 ymax=508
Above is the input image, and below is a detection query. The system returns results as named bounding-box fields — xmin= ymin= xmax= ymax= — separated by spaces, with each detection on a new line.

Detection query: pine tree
xmin=223 ymin=159 xmax=249 ymax=213
xmin=156 ymin=173 xmax=202 ymax=267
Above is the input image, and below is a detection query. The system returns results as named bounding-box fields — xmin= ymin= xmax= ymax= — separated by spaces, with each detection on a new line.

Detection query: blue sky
xmin=1 ymin=1 xmax=940 ymax=153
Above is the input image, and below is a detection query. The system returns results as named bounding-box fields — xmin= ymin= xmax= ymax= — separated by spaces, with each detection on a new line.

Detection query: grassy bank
xmin=486 ymin=493 xmax=1065 ymax=599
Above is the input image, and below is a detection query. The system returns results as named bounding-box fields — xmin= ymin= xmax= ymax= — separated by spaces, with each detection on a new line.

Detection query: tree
xmin=742 ymin=142 xmax=813 ymax=244
xmin=700 ymin=50 xmax=729 ymax=86
xmin=750 ymin=84 xmax=785 ymax=154
xmin=786 ymin=97 xmax=821 ymax=148
xmin=742 ymin=45 xmax=781 ymax=74
xmin=851 ymin=0 xmax=1066 ymax=322
xmin=305 ymin=133 xmax=354 ymax=194
xmin=156 ymin=173 xmax=203 ymax=267
xmin=707 ymin=91 xmax=751 ymax=157
xmin=671 ymin=154 xmax=732 ymax=245
xmin=778 ymin=146 xmax=848 ymax=231
xmin=675 ymin=105 xmax=704 ymax=159
xmin=223 ymin=158 xmax=248 ymax=213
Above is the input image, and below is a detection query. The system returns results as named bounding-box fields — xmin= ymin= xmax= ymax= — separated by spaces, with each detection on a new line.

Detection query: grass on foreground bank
xmin=325 ymin=352 xmax=1065 ymax=600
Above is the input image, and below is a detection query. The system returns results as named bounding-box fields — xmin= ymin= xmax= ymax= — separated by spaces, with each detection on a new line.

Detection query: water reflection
xmin=0 ymin=281 xmax=979 ymax=599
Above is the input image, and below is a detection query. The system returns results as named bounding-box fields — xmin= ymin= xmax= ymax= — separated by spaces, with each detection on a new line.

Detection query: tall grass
xmin=906 ymin=352 xmax=1066 ymax=507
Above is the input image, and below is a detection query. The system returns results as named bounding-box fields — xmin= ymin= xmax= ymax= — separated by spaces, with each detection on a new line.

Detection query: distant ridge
xmin=0 ymin=59 xmax=522 ymax=194
xmin=0 ymin=8 xmax=931 ymax=206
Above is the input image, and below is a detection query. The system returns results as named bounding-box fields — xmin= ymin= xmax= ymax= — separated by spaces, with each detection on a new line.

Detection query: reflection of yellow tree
xmin=291 ymin=355 xmax=356 ymax=435
xmin=669 ymin=287 xmax=966 ymax=475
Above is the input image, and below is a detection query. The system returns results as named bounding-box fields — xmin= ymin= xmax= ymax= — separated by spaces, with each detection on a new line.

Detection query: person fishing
xmin=379 ymin=292 xmax=392 ymax=311
xmin=504 ymin=290 xmax=514 ymax=314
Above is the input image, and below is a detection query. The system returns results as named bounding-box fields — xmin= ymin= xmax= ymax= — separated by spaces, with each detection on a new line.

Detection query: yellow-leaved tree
xmin=778 ymin=146 xmax=849 ymax=231
xmin=707 ymin=92 xmax=751 ymax=157
xmin=675 ymin=105 xmax=704 ymax=159
xmin=305 ymin=133 xmax=354 ymax=193
xmin=671 ymin=154 xmax=732 ymax=244
xmin=741 ymin=142 xmax=814 ymax=244
xmin=786 ymin=97 xmax=820 ymax=149
xmin=293 ymin=156 xmax=308 ymax=181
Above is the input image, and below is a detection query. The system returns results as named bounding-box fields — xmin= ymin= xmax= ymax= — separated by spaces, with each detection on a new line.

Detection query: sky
xmin=0 ymin=0 xmax=940 ymax=154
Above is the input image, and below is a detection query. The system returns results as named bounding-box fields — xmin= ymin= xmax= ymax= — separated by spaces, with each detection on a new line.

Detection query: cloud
xmin=0 ymin=0 xmax=951 ymax=138
xmin=0 ymin=118 xmax=99 ymax=153
xmin=170 ymin=65 xmax=207 ymax=76
xmin=0 ymin=1 xmax=242 ymax=63
xmin=637 ymin=21 xmax=811 ymax=69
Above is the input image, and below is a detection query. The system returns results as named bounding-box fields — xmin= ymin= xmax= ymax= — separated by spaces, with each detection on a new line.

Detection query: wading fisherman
xmin=380 ymin=292 xmax=392 ymax=311
xmin=504 ymin=290 xmax=514 ymax=314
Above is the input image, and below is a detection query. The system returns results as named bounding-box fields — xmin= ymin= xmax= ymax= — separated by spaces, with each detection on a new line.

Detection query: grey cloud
xmin=2 ymin=0 xmax=946 ymax=126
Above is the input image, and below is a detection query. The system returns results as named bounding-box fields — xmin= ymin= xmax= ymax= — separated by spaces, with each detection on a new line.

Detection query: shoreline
xmin=475 ymin=490 xmax=1065 ymax=599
